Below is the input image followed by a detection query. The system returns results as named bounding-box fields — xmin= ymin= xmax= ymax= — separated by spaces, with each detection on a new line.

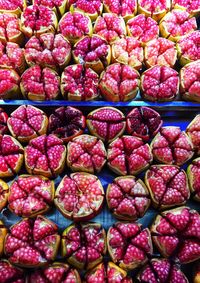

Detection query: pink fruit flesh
xmin=103 ymin=0 xmax=137 ymax=18
xmin=0 ymin=108 xmax=8 ymax=135
xmin=146 ymin=165 xmax=190 ymax=209
xmin=126 ymin=107 xmax=163 ymax=142
xmin=141 ymin=65 xmax=179 ymax=102
xmin=0 ymin=0 xmax=24 ymax=11
xmin=138 ymin=0 xmax=169 ymax=18
xmin=34 ymin=0 xmax=65 ymax=9
xmin=69 ymin=0 xmax=102 ymax=16
xmin=177 ymin=31 xmax=200 ymax=63
xmin=172 ymin=0 xmax=200 ymax=14
xmin=61 ymin=64 xmax=99 ymax=101
xmin=0 ymin=14 xmax=22 ymax=43
xmin=127 ymin=14 xmax=159 ymax=44
xmin=186 ymin=115 xmax=200 ymax=155
xmin=0 ymin=260 xmax=25 ymax=283
xmin=188 ymin=158 xmax=200 ymax=201
xmin=0 ymin=68 xmax=20 ymax=99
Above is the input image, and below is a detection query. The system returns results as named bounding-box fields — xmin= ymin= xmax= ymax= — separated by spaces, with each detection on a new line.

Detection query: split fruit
xmin=172 ymin=0 xmax=200 ymax=17
xmin=33 ymin=0 xmax=68 ymax=17
xmin=69 ymin=0 xmax=103 ymax=21
xmin=138 ymin=0 xmax=171 ymax=22
xmin=7 ymin=105 xmax=48 ymax=143
xmin=0 ymin=259 xmax=25 ymax=283
xmin=0 ymin=0 xmax=26 ymax=17
xmin=0 ymin=220 xmax=7 ymax=257
xmin=0 ymin=179 xmax=9 ymax=211
xmin=0 ymin=108 xmax=8 ymax=135
xmin=103 ymin=0 xmax=137 ymax=21
xmin=0 ymin=68 xmax=20 ymax=99
xmin=55 ymin=172 xmax=104 ymax=221
xmin=187 ymin=158 xmax=200 ymax=201
xmin=4 ymin=216 xmax=60 ymax=267
xmin=61 ymin=222 xmax=106 ymax=270
xmin=186 ymin=115 xmax=200 ymax=155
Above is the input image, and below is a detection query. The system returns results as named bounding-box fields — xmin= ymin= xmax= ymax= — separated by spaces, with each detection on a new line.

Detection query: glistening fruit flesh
xmin=145 ymin=165 xmax=190 ymax=209
xmin=186 ymin=115 xmax=200 ymax=155
xmin=103 ymin=0 xmax=137 ymax=21
xmin=99 ymin=63 xmax=140 ymax=102
xmin=0 ymin=179 xmax=9 ymax=211
xmin=187 ymin=158 xmax=200 ymax=201
xmin=67 ymin=135 xmax=107 ymax=173
xmin=69 ymin=0 xmax=103 ymax=21
xmin=0 ymin=0 xmax=26 ymax=16
xmin=138 ymin=0 xmax=171 ymax=22
xmin=172 ymin=0 xmax=200 ymax=17
xmin=8 ymin=175 xmax=55 ymax=217
xmin=0 ymin=220 xmax=7 ymax=257
xmin=0 ymin=68 xmax=20 ymax=99
xmin=0 ymin=108 xmax=8 ymax=135
xmin=107 ymin=222 xmax=153 ymax=270
xmin=33 ymin=0 xmax=68 ymax=17
xmin=151 ymin=206 xmax=200 ymax=264
xmin=106 ymin=176 xmax=150 ymax=221
xmin=107 ymin=135 xmax=153 ymax=176
xmin=0 ymin=259 xmax=25 ymax=283
xmin=87 ymin=107 xmax=126 ymax=143
xmin=61 ymin=222 xmax=106 ymax=270
xmin=55 ymin=172 xmax=104 ymax=221
xmin=4 ymin=216 xmax=60 ymax=268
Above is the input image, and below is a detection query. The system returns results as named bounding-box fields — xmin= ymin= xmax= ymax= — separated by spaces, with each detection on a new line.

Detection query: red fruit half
xmin=49 ymin=106 xmax=86 ymax=143
xmin=0 ymin=259 xmax=25 ymax=283
xmin=87 ymin=107 xmax=126 ymax=143
xmin=61 ymin=222 xmax=106 ymax=270
xmin=25 ymin=134 xmax=66 ymax=178
xmin=73 ymin=35 xmax=111 ymax=74
xmin=126 ymin=107 xmax=163 ymax=142
xmin=21 ymin=5 xmax=58 ymax=38
xmin=159 ymin=9 xmax=197 ymax=42
xmin=145 ymin=165 xmax=190 ymax=209
xmin=151 ymin=206 xmax=200 ymax=264
xmin=8 ymin=105 xmax=48 ymax=143
xmin=8 ymin=175 xmax=55 ymax=217
xmin=20 ymin=65 xmax=60 ymax=101
xmin=103 ymin=0 xmax=137 ymax=21
xmin=112 ymin=37 xmax=144 ymax=70
xmin=151 ymin=126 xmax=194 ymax=165
xmin=0 ymin=0 xmax=26 ymax=17
xmin=0 ymin=108 xmax=8 ymax=135
xmin=0 ymin=179 xmax=9 ymax=211
xmin=0 ymin=69 xmax=20 ymax=99
xmin=180 ymin=61 xmax=200 ymax=102
xmin=177 ymin=31 xmax=200 ymax=66
xmin=55 ymin=172 xmax=104 ymax=221
xmin=61 ymin=64 xmax=99 ymax=101
xmin=172 ymin=0 xmax=200 ymax=17
xmin=144 ymin=37 xmax=177 ymax=68
xmin=0 ymin=135 xmax=23 ymax=178
xmin=67 ymin=134 xmax=107 ymax=173
xmin=99 ymin=63 xmax=140 ymax=102
xmin=137 ymin=258 xmax=189 ymax=283
xmin=69 ymin=0 xmax=103 ymax=21
xmin=94 ymin=13 xmax=126 ymax=44
xmin=29 ymin=262 xmax=81 ymax=283
xmin=107 ymin=135 xmax=153 ymax=176
xmin=58 ymin=11 xmax=92 ymax=44
xmin=4 ymin=216 xmax=60 ymax=268
xmin=141 ymin=65 xmax=179 ymax=102
xmin=186 ymin=115 xmax=200 ymax=155
xmin=33 ymin=0 xmax=67 ymax=17
xmin=127 ymin=14 xmax=159 ymax=45
xmin=187 ymin=158 xmax=200 ymax=201
xmin=0 ymin=220 xmax=7 ymax=257
xmin=106 ymin=176 xmax=150 ymax=221
xmin=107 ymin=222 xmax=153 ymax=270
xmin=25 ymin=33 xmax=71 ymax=70
xmin=138 ymin=0 xmax=171 ymax=22
xmin=85 ymin=262 xmax=133 ymax=283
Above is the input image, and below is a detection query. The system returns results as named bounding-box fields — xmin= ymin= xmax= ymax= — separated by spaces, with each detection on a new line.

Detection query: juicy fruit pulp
xmin=103 ymin=0 xmax=137 ymax=20
xmin=33 ymin=0 xmax=67 ymax=17
xmin=138 ymin=0 xmax=170 ymax=22
xmin=172 ymin=0 xmax=200 ymax=16
xmin=0 ymin=108 xmax=8 ymax=135
xmin=61 ymin=222 xmax=106 ymax=270
xmin=0 ymin=13 xmax=23 ymax=45
xmin=55 ymin=172 xmax=104 ymax=221
xmin=0 ymin=259 xmax=25 ymax=283
xmin=0 ymin=68 xmax=20 ymax=99
xmin=187 ymin=158 xmax=200 ymax=201
xmin=186 ymin=114 xmax=200 ymax=155
xmin=69 ymin=0 xmax=102 ymax=21
xmin=4 ymin=216 xmax=60 ymax=267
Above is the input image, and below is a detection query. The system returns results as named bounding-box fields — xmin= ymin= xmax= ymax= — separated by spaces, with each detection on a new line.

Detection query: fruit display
xmin=187 ymin=158 xmax=200 ymax=202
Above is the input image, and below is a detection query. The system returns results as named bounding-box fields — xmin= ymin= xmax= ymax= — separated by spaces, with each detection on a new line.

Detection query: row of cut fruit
xmin=0 ymin=207 xmax=199 ymax=281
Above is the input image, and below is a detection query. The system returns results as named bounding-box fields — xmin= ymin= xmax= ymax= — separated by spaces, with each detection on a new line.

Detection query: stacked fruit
xmin=0 ymin=0 xmax=199 ymax=101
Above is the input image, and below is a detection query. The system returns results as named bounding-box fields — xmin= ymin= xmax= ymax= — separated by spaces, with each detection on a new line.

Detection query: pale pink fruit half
xmin=186 ymin=115 xmax=200 ymax=155
xmin=187 ymin=157 xmax=200 ymax=201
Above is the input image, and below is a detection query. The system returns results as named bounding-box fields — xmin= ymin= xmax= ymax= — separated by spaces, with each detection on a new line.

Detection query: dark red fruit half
xmin=0 ymin=259 xmax=25 ymax=283
xmin=186 ymin=115 xmax=200 ymax=155
xmin=187 ymin=157 xmax=200 ymax=201
xmin=0 ymin=108 xmax=8 ymax=135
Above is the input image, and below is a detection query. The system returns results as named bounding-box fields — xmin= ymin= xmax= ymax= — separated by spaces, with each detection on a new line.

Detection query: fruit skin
xmin=107 ymin=135 xmax=153 ymax=176
xmin=20 ymin=65 xmax=60 ymax=101
xmin=94 ymin=13 xmax=126 ymax=44
xmin=159 ymin=9 xmax=197 ymax=42
xmin=150 ymin=126 xmax=194 ymax=166
xmin=0 ymin=108 xmax=8 ymax=135
xmin=138 ymin=0 xmax=171 ymax=22
xmin=24 ymin=33 xmax=71 ymax=71
xmin=186 ymin=115 xmax=200 ymax=156
xmin=187 ymin=157 xmax=200 ymax=202
xmin=126 ymin=107 xmax=163 ymax=142
xmin=107 ymin=222 xmax=153 ymax=270
xmin=48 ymin=106 xmax=86 ymax=143
xmin=106 ymin=176 xmax=150 ymax=221
xmin=141 ymin=65 xmax=179 ymax=102
xmin=151 ymin=206 xmax=200 ymax=264
xmin=177 ymin=31 xmax=200 ymax=66
xmin=85 ymin=261 xmax=133 ymax=283
xmin=28 ymin=261 xmax=81 ymax=283
xmin=58 ymin=11 xmax=92 ymax=44
xmin=0 ymin=68 xmax=20 ymax=99
xmin=0 ymin=0 xmax=27 ymax=17
xmin=145 ymin=165 xmax=190 ymax=210
xmin=0 ymin=179 xmax=9 ymax=211
xmin=7 ymin=105 xmax=48 ymax=143
xmin=194 ymin=262 xmax=200 ymax=283
xmin=21 ymin=5 xmax=58 ymax=38
xmin=0 ymin=259 xmax=25 ymax=283
xmin=72 ymin=35 xmax=111 ymax=74
xmin=8 ymin=174 xmax=55 ymax=218
xmin=0 ymin=220 xmax=8 ymax=257
xmin=172 ymin=0 xmax=200 ymax=17
xmin=87 ymin=107 xmax=126 ymax=143
xmin=69 ymin=0 xmax=103 ymax=21
xmin=180 ymin=60 xmax=200 ymax=102
xmin=61 ymin=222 xmax=107 ymax=270
xmin=111 ymin=37 xmax=144 ymax=70
xmin=99 ymin=63 xmax=140 ymax=102
xmin=61 ymin=64 xmax=99 ymax=101
xmin=137 ymin=258 xmax=189 ymax=283
xmin=55 ymin=172 xmax=104 ymax=221
xmin=33 ymin=0 xmax=68 ymax=18
xmin=4 ymin=216 xmax=60 ymax=268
